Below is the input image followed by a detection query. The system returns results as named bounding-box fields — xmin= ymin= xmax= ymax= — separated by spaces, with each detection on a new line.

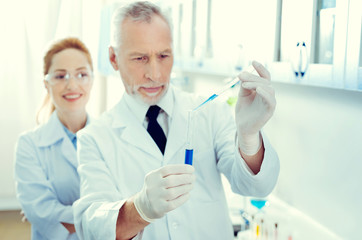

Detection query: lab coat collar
xmin=111 ymin=96 xmax=164 ymax=159
xmin=110 ymin=86 xmax=186 ymax=161
xmin=36 ymin=111 xmax=89 ymax=168
xmin=62 ymin=114 xmax=91 ymax=168
xmin=36 ymin=111 xmax=67 ymax=147
xmin=123 ymin=93 xmax=149 ymax=126
xmin=163 ymin=87 xmax=188 ymax=163
xmin=122 ymin=86 xmax=174 ymax=124
xmin=157 ymin=86 xmax=174 ymax=119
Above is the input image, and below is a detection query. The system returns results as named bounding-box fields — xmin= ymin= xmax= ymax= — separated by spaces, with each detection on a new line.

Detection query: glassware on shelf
xmin=250 ymin=198 xmax=268 ymax=211
xmin=250 ymin=198 xmax=269 ymax=239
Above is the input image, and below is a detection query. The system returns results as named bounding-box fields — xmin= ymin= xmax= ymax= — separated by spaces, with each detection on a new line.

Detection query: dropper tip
xmin=193 ymin=94 xmax=218 ymax=111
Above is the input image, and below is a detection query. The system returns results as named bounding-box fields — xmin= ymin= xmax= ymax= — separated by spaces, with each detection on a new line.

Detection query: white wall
xmin=264 ymin=82 xmax=362 ymax=239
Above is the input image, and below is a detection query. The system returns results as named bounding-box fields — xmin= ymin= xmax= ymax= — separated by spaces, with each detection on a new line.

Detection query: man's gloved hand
xmin=134 ymin=164 xmax=195 ymax=223
xmin=235 ymin=61 xmax=276 ymax=156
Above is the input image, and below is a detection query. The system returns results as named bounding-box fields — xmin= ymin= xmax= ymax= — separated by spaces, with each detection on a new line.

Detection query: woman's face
xmin=45 ymin=48 xmax=93 ymax=116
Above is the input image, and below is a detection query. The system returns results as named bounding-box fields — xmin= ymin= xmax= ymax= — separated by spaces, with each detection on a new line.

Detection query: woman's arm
xmin=15 ymin=134 xmax=73 ymax=238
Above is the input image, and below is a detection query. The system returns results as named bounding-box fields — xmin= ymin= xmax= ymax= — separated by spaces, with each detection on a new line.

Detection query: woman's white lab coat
xmin=14 ymin=111 xmax=80 ymax=240
xmin=74 ymin=86 xmax=280 ymax=240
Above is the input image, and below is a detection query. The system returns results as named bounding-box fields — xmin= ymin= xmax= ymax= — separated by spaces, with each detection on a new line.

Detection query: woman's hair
xmin=36 ymin=37 xmax=93 ymax=124
xmin=111 ymin=1 xmax=173 ymax=48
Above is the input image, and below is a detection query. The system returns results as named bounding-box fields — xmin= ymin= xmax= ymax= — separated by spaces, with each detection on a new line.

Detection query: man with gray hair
xmin=74 ymin=1 xmax=279 ymax=239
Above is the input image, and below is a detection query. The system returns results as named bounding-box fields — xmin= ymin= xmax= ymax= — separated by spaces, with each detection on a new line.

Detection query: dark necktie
xmin=146 ymin=105 xmax=167 ymax=154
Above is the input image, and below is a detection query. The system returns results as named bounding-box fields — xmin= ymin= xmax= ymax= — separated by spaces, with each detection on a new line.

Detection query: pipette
xmin=184 ymin=65 xmax=256 ymax=165
xmin=193 ymin=65 xmax=256 ymax=111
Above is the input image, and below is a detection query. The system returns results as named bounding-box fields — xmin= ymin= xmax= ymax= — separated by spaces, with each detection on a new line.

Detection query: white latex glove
xmin=134 ymin=164 xmax=195 ymax=223
xmin=235 ymin=61 xmax=276 ymax=155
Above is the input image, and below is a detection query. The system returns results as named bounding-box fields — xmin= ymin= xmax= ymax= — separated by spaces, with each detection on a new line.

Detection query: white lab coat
xmin=14 ymin=111 xmax=81 ymax=240
xmin=74 ymin=86 xmax=280 ymax=240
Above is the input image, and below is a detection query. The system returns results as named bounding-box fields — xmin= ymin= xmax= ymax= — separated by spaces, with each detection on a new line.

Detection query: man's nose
xmin=145 ymin=58 xmax=161 ymax=82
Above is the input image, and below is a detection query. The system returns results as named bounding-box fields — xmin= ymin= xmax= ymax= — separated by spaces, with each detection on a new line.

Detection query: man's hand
xmin=235 ymin=61 xmax=276 ymax=156
xmin=61 ymin=222 xmax=76 ymax=233
xmin=134 ymin=164 xmax=195 ymax=222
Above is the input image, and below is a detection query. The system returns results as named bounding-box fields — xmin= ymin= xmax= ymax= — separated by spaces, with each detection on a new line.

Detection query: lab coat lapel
xmin=111 ymin=99 xmax=163 ymax=160
xmin=164 ymin=92 xmax=188 ymax=163
xmin=37 ymin=112 xmax=64 ymax=147
xmin=37 ymin=111 xmax=78 ymax=168
xmin=61 ymin=135 xmax=78 ymax=168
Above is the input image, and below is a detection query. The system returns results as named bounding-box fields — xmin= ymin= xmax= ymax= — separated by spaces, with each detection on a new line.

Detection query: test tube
xmin=184 ymin=110 xmax=194 ymax=165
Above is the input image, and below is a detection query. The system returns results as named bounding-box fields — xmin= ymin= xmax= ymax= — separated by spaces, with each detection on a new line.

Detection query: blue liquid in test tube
xmin=184 ymin=110 xmax=194 ymax=165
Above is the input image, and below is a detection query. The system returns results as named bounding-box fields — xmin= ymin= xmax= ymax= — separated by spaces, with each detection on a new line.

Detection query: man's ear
xmin=109 ymin=46 xmax=120 ymax=71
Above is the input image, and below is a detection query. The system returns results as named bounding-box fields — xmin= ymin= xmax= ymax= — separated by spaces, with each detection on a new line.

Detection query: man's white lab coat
xmin=74 ymin=86 xmax=280 ymax=240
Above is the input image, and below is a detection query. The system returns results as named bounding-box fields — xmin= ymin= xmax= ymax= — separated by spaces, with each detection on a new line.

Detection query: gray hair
xmin=110 ymin=1 xmax=173 ymax=48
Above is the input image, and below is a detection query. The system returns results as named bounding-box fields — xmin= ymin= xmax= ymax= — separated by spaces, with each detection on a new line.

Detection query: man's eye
xmin=160 ymin=54 xmax=169 ymax=59
xmin=134 ymin=56 xmax=147 ymax=61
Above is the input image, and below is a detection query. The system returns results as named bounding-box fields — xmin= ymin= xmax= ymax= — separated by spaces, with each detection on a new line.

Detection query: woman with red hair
xmin=14 ymin=37 xmax=94 ymax=240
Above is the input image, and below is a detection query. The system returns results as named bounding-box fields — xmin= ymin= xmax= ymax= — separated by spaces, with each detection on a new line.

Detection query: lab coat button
xmin=172 ymin=222 xmax=179 ymax=229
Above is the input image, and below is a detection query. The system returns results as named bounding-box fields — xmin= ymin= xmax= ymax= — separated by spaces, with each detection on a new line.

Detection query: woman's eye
xmin=55 ymin=74 xmax=66 ymax=79
xmin=80 ymin=72 xmax=89 ymax=78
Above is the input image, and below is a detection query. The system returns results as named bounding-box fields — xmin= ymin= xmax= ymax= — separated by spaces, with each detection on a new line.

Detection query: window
xmin=170 ymin=0 xmax=362 ymax=91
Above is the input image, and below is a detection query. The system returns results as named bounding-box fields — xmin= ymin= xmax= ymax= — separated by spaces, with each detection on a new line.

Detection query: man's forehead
xmin=121 ymin=15 xmax=171 ymax=36
xmin=119 ymin=16 xmax=172 ymax=54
